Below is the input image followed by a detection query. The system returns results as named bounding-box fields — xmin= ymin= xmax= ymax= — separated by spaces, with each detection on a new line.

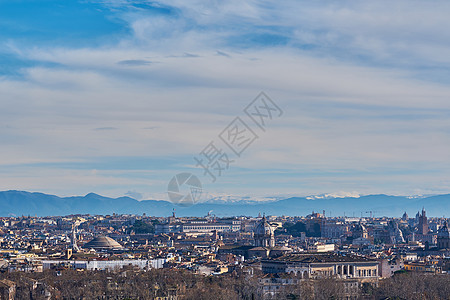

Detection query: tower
xmin=418 ymin=207 xmax=429 ymax=235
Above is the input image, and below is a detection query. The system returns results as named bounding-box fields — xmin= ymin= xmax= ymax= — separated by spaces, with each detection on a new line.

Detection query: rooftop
xmin=82 ymin=236 xmax=123 ymax=250
xmin=264 ymin=253 xmax=375 ymax=263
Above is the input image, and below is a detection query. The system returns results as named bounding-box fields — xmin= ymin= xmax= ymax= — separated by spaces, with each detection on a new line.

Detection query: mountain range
xmin=0 ymin=190 xmax=448 ymax=218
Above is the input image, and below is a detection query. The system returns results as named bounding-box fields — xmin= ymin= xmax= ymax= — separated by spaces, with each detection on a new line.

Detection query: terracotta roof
xmin=265 ymin=253 xmax=375 ymax=263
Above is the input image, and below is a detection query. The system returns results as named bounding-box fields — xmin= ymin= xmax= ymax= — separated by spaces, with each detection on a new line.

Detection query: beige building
xmin=181 ymin=220 xmax=240 ymax=233
xmin=262 ymin=253 xmax=379 ymax=279
xmin=307 ymin=243 xmax=335 ymax=253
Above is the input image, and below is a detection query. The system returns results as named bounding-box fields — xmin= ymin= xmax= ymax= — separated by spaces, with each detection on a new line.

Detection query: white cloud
xmin=1 ymin=0 xmax=450 ymax=198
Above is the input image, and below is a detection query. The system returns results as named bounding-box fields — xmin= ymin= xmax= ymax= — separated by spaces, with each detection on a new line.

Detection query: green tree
xmin=130 ymin=219 xmax=154 ymax=233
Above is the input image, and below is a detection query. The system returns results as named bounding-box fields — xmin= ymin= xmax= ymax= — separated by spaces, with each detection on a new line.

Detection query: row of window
xmin=263 ymin=265 xmax=377 ymax=277
xmin=183 ymin=226 xmax=232 ymax=230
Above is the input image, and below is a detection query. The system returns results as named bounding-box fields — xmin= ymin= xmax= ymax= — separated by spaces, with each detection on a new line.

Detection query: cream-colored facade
xmin=262 ymin=254 xmax=379 ymax=279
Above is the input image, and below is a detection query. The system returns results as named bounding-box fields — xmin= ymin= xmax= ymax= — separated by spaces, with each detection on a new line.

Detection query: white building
xmin=307 ymin=243 xmax=335 ymax=253
xmin=262 ymin=253 xmax=379 ymax=279
xmin=42 ymin=258 xmax=166 ymax=271
xmin=181 ymin=220 xmax=240 ymax=233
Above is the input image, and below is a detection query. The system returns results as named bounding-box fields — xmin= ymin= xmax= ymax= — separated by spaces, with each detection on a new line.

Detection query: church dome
xmin=254 ymin=217 xmax=274 ymax=236
xmin=82 ymin=235 xmax=123 ymax=250
xmin=402 ymin=212 xmax=408 ymax=220
xmin=438 ymin=222 xmax=449 ymax=238
xmin=253 ymin=216 xmax=276 ymax=248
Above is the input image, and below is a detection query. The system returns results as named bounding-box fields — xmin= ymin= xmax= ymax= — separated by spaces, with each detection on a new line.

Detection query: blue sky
xmin=1 ymin=0 xmax=450 ymax=201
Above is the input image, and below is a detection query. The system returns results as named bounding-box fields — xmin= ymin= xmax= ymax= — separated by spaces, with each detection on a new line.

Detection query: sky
xmin=1 ymin=0 xmax=450 ymax=202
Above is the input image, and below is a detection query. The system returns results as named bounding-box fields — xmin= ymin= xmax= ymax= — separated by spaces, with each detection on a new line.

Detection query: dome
xmin=254 ymin=218 xmax=274 ymax=236
xmin=438 ymin=222 xmax=449 ymax=238
xmin=254 ymin=217 xmax=275 ymax=248
xmin=82 ymin=236 xmax=123 ymax=250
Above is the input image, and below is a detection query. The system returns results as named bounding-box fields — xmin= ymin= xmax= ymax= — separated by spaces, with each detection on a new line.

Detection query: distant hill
xmin=0 ymin=190 xmax=448 ymax=217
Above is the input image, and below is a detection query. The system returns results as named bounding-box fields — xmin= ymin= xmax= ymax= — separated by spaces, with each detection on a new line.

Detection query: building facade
xmin=261 ymin=253 xmax=379 ymax=279
xmin=254 ymin=216 xmax=275 ymax=248
xmin=181 ymin=220 xmax=240 ymax=233
xmin=437 ymin=222 xmax=450 ymax=249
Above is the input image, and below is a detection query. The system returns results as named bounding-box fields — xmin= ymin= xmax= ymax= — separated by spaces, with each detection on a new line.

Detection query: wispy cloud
xmin=216 ymin=51 xmax=231 ymax=58
xmin=93 ymin=127 xmax=118 ymax=131
xmin=0 ymin=1 xmax=450 ymax=200
xmin=117 ymin=59 xmax=152 ymax=66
